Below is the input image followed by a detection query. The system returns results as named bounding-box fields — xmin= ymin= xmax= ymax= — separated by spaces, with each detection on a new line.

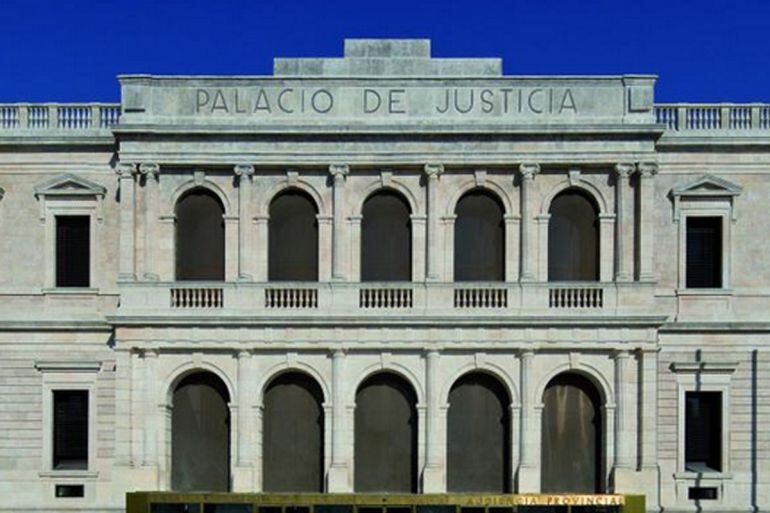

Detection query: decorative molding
xmin=670 ymin=361 xmax=739 ymax=374
xmin=568 ymin=168 xmax=581 ymax=186
xmin=474 ymin=169 xmax=487 ymax=187
xmin=115 ymin=162 xmax=136 ymax=178
xmin=138 ymin=162 xmax=159 ymax=179
xmin=193 ymin=170 xmax=206 ymax=186
xmin=670 ymin=174 xmax=742 ymax=222
xmin=424 ymin=163 xmax=444 ymax=178
xmin=519 ymin=162 xmax=540 ymax=179
xmin=33 ymin=173 xmax=106 ymax=199
xmin=614 ymin=162 xmax=635 ymax=178
xmin=329 ymin=163 xmax=349 ymax=180
xmin=34 ymin=361 xmax=102 ymax=373
xmin=637 ymin=162 xmax=659 ymax=177
xmin=379 ymin=169 xmax=393 ymax=187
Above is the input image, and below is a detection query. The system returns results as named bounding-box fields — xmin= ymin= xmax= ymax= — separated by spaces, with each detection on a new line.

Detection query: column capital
xmin=234 ymin=163 xmax=255 ymax=179
xmin=519 ymin=162 xmax=540 ymax=180
xmin=614 ymin=162 xmax=635 ymax=178
xmin=612 ymin=349 xmax=632 ymax=360
xmin=424 ymin=163 xmax=444 ymax=178
xmin=638 ymin=161 xmax=659 ymax=177
xmin=115 ymin=162 xmax=137 ymax=178
xmin=139 ymin=162 xmax=160 ymax=182
xmin=330 ymin=347 xmax=347 ymax=359
xmin=329 ymin=163 xmax=349 ymax=180
xmin=236 ymin=349 xmax=252 ymax=360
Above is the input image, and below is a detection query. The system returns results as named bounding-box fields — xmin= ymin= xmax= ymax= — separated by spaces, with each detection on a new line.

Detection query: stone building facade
xmin=0 ymin=39 xmax=768 ymax=512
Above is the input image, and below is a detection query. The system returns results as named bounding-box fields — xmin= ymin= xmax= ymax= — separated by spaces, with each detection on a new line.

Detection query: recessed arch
xmin=164 ymin=361 xmax=236 ymax=407
xmin=170 ymin=370 xmax=231 ymax=492
xmin=534 ymin=362 xmax=613 ymax=408
xmin=540 ymin=178 xmax=609 ymax=216
xmin=454 ymin=188 xmax=506 ymax=281
xmin=268 ymin=188 xmax=319 ymax=281
xmin=548 ymin=187 xmax=600 ymax=281
xmin=354 ymin=371 xmax=418 ymax=492
xmin=262 ymin=370 xmax=325 ymax=492
xmin=540 ymin=371 xmax=605 ymax=493
xmin=361 ymin=189 xmax=412 ymax=282
xmin=440 ymin=362 xmax=518 ymax=408
xmin=258 ymin=363 xmax=330 ymax=405
xmin=168 ymin=179 xmax=232 ymax=217
xmin=349 ymin=363 xmax=425 ymax=407
xmin=447 ymin=371 xmax=511 ymax=492
xmin=260 ymin=178 xmax=328 ymax=217
xmin=445 ymin=179 xmax=514 ymax=218
xmin=356 ymin=179 xmax=420 ymax=217
xmin=175 ymin=187 xmax=225 ymax=281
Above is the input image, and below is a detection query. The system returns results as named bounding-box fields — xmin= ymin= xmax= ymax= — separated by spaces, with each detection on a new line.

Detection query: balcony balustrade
xmin=115 ymin=280 xmax=655 ymax=320
xmin=655 ymin=103 xmax=770 ymax=133
xmin=0 ymin=103 xmax=120 ymax=135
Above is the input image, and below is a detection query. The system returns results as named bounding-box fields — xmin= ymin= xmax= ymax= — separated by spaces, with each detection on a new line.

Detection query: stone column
xmin=638 ymin=347 xmax=660 ymax=508
xmin=236 ymin=351 xmax=253 ymax=466
xmin=411 ymin=214 xmax=427 ymax=282
xmin=142 ymin=349 xmax=159 ymax=468
xmin=235 ymin=164 xmax=255 ymax=281
xmin=328 ymin=348 xmax=350 ymax=491
xmin=117 ymin=162 xmax=137 ymax=280
xmin=519 ymin=163 xmax=540 ymax=281
xmin=637 ymin=163 xmax=658 ymax=281
xmin=424 ymin=164 xmax=443 ymax=281
xmin=613 ymin=350 xmax=634 ymax=470
xmin=504 ymin=214 xmax=521 ymax=282
xmin=518 ymin=350 xmax=538 ymax=491
xmin=224 ymin=215 xmax=239 ymax=281
xmin=423 ymin=349 xmax=444 ymax=491
xmin=614 ymin=163 xmax=635 ymax=281
xmin=139 ymin=163 xmax=160 ymax=281
xmin=599 ymin=213 xmax=616 ymax=282
xmin=330 ymin=164 xmax=349 ymax=281
xmin=254 ymin=215 xmax=269 ymax=282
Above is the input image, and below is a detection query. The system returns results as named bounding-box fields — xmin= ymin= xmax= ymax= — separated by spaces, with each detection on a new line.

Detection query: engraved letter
xmin=454 ymin=89 xmax=474 ymax=114
xmin=278 ymin=88 xmax=294 ymax=113
xmin=436 ymin=89 xmax=450 ymax=113
xmin=559 ymin=89 xmax=578 ymax=113
xmin=480 ymin=89 xmax=494 ymax=113
xmin=388 ymin=89 xmax=406 ymax=114
xmin=254 ymin=89 xmax=272 ymax=113
xmin=363 ymin=89 xmax=382 ymax=113
xmin=212 ymin=89 xmax=229 ymax=113
xmin=234 ymin=89 xmax=246 ymax=113
xmin=527 ymin=88 xmax=544 ymax=114
xmin=311 ymin=89 xmax=333 ymax=114
xmin=196 ymin=89 xmax=210 ymax=113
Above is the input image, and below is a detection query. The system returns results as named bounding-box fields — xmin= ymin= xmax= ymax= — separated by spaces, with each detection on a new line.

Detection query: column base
xmin=422 ymin=465 xmax=445 ymax=493
xmin=327 ymin=463 xmax=351 ymax=492
xmin=232 ymin=465 xmax=256 ymax=492
xmin=517 ymin=465 xmax=539 ymax=493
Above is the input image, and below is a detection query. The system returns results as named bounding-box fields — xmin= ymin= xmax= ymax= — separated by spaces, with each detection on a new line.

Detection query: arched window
xmin=263 ymin=372 xmax=324 ymax=492
xmin=548 ymin=189 xmax=599 ymax=281
xmin=269 ymin=190 xmax=319 ymax=281
xmin=361 ymin=191 xmax=411 ymax=281
xmin=541 ymin=372 xmax=603 ymax=493
xmin=175 ymin=188 xmax=225 ymax=281
xmin=171 ymin=371 xmax=230 ymax=491
xmin=447 ymin=372 xmax=511 ymax=492
xmin=454 ymin=190 xmax=505 ymax=281
xmin=355 ymin=372 xmax=417 ymax=492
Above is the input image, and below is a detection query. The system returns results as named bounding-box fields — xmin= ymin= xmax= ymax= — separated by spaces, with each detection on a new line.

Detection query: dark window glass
xmin=361 ymin=191 xmax=411 ymax=282
xmin=171 ymin=372 xmax=230 ymax=491
xmin=263 ymin=372 xmax=324 ymax=492
xmin=541 ymin=373 xmax=603 ymax=493
xmin=454 ymin=191 xmax=505 ymax=281
xmin=685 ymin=391 xmax=722 ymax=472
xmin=269 ymin=191 xmax=319 ymax=281
xmin=53 ymin=390 xmax=88 ymax=470
xmin=686 ymin=217 xmax=722 ymax=288
xmin=56 ymin=216 xmax=90 ymax=287
xmin=175 ymin=189 xmax=225 ymax=281
xmin=355 ymin=373 xmax=417 ymax=492
xmin=447 ymin=372 xmax=510 ymax=492
xmin=548 ymin=189 xmax=599 ymax=281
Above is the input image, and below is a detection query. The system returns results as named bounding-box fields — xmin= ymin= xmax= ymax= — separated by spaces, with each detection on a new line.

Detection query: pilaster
xmin=518 ymin=350 xmax=539 ymax=492
xmin=330 ymin=164 xmax=349 ymax=281
xmin=637 ymin=162 xmax=658 ymax=281
xmin=233 ymin=350 xmax=256 ymax=491
xmin=422 ymin=349 xmax=444 ymax=492
xmin=139 ymin=162 xmax=160 ymax=281
xmin=615 ymin=163 xmax=634 ymax=282
xmin=328 ymin=348 xmax=350 ymax=492
xmin=234 ymin=164 xmax=255 ymax=281
xmin=116 ymin=162 xmax=137 ymax=281
xmin=519 ymin=163 xmax=540 ymax=282
xmin=424 ymin=163 xmax=443 ymax=281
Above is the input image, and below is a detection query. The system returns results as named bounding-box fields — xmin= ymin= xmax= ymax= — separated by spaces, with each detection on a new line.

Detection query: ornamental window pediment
xmin=670 ymin=174 xmax=742 ymax=223
xmin=34 ymin=173 xmax=107 ymax=199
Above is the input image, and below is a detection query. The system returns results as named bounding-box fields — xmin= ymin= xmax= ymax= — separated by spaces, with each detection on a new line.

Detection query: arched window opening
xmin=548 ymin=189 xmax=599 ymax=281
xmin=541 ymin=372 xmax=603 ymax=493
xmin=354 ymin=372 xmax=417 ymax=492
xmin=269 ymin=190 xmax=319 ymax=281
xmin=361 ymin=191 xmax=412 ymax=282
xmin=263 ymin=372 xmax=324 ymax=492
xmin=447 ymin=372 xmax=511 ymax=492
xmin=175 ymin=188 xmax=225 ymax=281
xmin=171 ymin=371 xmax=230 ymax=491
xmin=454 ymin=190 xmax=505 ymax=281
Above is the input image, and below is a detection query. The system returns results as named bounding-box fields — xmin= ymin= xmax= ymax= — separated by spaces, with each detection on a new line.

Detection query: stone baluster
xmin=139 ymin=163 xmax=160 ymax=281
xmin=330 ymin=164 xmax=349 ymax=281
xmin=637 ymin=162 xmax=658 ymax=281
xmin=116 ymin=162 xmax=137 ymax=280
xmin=424 ymin=164 xmax=443 ymax=281
xmin=519 ymin=163 xmax=540 ymax=281
xmin=235 ymin=164 xmax=255 ymax=281
xmin=615 ymin=163 xmax=635 ymax=281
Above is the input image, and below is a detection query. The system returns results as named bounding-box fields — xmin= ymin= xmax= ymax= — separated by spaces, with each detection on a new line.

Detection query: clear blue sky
xmin=1 ymin=0 xmax=767 ymax=103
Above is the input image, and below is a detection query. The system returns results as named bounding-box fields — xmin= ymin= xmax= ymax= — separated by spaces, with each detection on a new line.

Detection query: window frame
xmin=55 ymin=215 xmax=91 ymax=288
xmin=678 ymin=208 xmax=731 ymax=292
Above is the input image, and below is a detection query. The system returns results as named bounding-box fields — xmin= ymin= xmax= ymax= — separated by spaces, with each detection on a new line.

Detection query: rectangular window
xmin=56 ymin=216 xmax=90 ymax=287
xmin=685 ymin=391 xmax=722 ymax=472
xmin=53 ymin=390 xmax=88 ymax=470
xmin=686 ymin=217 xmax=722 ymax=288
